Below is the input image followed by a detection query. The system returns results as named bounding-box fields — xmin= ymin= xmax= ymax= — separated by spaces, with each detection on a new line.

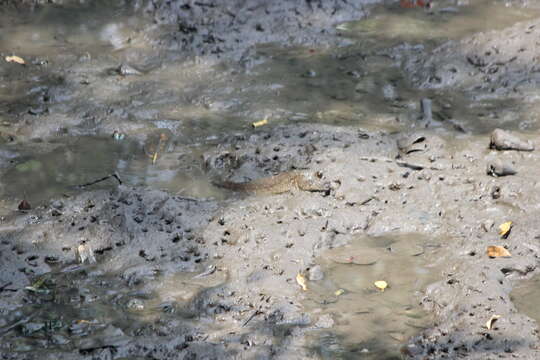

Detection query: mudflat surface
xmin=2 ymin=1 xmax=540 ymax=359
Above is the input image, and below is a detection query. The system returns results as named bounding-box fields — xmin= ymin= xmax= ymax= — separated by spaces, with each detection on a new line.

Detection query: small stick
xmin=242 ymin=310 xmax=262 ymax=327
xmin=0 ymin=281 xmax=13 ymax=292
xmin=0 ymin=312 xmax=38 ymax=336
xmin=75 ymin=173 xmax=122 ymax=189
xmin=421 ymin=98 xmax=433 ymax=125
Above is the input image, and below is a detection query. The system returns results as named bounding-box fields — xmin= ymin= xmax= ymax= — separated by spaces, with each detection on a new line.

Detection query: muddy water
xmin=304 ymin=234 xmax=444 ymax=359
xmin=511 ymin=276 xmax=540 ymax=326
xmin=1 ymin=1 xmax=539 ymax=358
xmin=244 ymin=0 xmax=540 ymax=135
xmin=339 ymin=0 xmax=539 ymax=43
xmin=1 ymin=0 xmax=537 ymax=202
xmin=1 ymin=135 xmax=222 ymax=205
xmin=0 ymin=0 xmax=148 ymax=56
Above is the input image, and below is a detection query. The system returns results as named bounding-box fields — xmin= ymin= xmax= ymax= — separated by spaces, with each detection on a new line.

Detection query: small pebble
xmin=308 ymin=265 xmax=324 ymax=281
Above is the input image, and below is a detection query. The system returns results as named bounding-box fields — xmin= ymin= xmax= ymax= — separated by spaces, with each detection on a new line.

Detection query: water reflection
xmin=2 ymin=135 xmax=222 ymax=204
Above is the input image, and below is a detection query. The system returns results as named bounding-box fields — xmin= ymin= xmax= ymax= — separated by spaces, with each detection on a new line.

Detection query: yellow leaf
xmin=152 ymin=151 xmax=158 ymax=164
xmin=486 ymin=245 xmax=511 ymax=258
xmin=334 ymin=289 xmax=345 ymax=296
xmin=252 ymin=118 xmax=268 ymax=128
xmin=486 ymin=314 xmax=501 ymax=330
xmin=498 ymin=221 xmax=512 ymax=237
xmin=5 ymin=55 xmax=25 ymax=65
xmin=374 ymin=280 xmax=388 ymax=292
xmin=296 ymin=272 xmax=308 ymax=291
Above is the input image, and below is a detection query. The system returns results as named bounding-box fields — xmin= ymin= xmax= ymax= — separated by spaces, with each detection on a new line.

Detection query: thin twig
xmin=75 ymin=173 xmax=122 ymax=189
xmin=242 ymin=309 xmax=262 ymax=327
xmin=0 ymin=281 xmax=13 ymax=292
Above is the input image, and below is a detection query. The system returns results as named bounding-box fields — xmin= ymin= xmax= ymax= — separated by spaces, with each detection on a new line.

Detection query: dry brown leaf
xmin=296 ymin=272 xmax=308 ymax=291
xmin=5 ymin=55 xmax=25 ymax=65
xmin=374 ymin=280 xmax=388 ymax=292
xmin=498 ymin=221 xmax=512 ymax=237
xmin=486 ymin=245 xmax=511 ymax=258
xmin=486 ymin=314 xmax=501 ymax=330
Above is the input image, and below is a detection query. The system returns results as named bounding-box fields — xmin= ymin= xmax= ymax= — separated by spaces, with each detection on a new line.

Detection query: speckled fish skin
xmin=214 ymin=171 xmax=328 ymax=194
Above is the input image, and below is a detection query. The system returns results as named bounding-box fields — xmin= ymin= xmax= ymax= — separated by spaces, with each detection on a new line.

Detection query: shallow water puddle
xmin=1 ymin=135 xmax=223 ymax=205
xmin=0 ymin=0 xmax=148 ymax=57
xmin=0 ymin=0 xmax=538 ymax=204
xmin=244 ymin=0 xmax=540 ymax=134
xmin=304 ymin=234 xmax=444 ymax=359
xmin=511 ymin=275 xmax=540 ymax=326
xmin=338 ymin=0 xmax=540 ymax=43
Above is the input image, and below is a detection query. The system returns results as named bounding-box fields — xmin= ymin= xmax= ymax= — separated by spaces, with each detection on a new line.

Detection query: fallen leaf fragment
xmin=296 ymin=272 xmax=308 ymax=291
xmin=486 ymin=314 xmax=501 ymax=330
xmin=499 ymin=221 xmax=512 ymax=237
xmin=77 ymin=243 xmax=96 ymax=264
xmin=5 ymin=55 xmax=25 ymax=65
xmin=486 ymin=245 xmax=511 ymax=258
xmin=18 ymin=199 xmax=31 ymax=211
xmin=252 ymin=118 xmax=268 ymax=128
xmin=374 ymin=280 xmax=388 ymax=292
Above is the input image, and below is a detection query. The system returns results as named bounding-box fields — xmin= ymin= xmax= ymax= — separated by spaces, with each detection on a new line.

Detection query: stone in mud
xmin=126 ymin=298 xmax=145 ymax=311
xmin=420 ymin=98 xmax=433 ymax=124
xmin=76 ymin=325 xmax=131 ymax=350
xmin=20 ymin=322 xmax=45 ymax=335
xmin=117 ymin=63 xmax=143 ymax=76
xmin=314 ymin=314 xmax=334 ymax=329
xmin=397 ymin=133 xmax=427 ymax=156
xmin=486 ymin=158 xmax=517 ymax=177
xmin=489 ymin=128 xmax=534 ymax=151
xmin=308 ymin=265 xmax=324 ymax=281
xmin=50 ymin=200 xmax=64 ymax=210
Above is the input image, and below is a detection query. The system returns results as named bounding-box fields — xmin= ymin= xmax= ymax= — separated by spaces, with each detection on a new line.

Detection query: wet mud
xmin=2 ymin=0 xmax=540 ymax=359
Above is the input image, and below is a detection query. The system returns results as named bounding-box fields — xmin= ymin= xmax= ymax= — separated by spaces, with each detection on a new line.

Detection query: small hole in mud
xmin=469 ymin=251 xmax=476 ymax=256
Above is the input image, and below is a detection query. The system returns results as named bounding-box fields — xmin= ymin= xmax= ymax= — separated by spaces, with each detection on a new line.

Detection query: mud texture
xmin=3 ymin=0 xmax=540 ymax=359
xmin=143 ymin=0 xmax=370 ymax=59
